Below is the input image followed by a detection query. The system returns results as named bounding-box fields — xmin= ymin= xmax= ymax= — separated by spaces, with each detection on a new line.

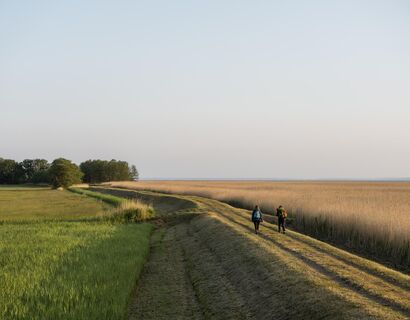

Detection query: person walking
xmin=251 ymin=205 xmax=263 ymax=234
xmin=276 ymin=205 xmax=287 ymax=233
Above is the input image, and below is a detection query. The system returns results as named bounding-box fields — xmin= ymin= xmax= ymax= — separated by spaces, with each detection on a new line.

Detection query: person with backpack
xmin=251 ymin=205 xmax=263 ymax=234
xmin=276 ymin=205 xmax=287 ymax=233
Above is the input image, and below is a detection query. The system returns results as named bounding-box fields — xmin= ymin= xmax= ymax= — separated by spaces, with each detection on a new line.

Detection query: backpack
xmin=277 ymin=208 xmax=287 ymax=218
xmin=253 ymin=210 xmax=261 ymax=220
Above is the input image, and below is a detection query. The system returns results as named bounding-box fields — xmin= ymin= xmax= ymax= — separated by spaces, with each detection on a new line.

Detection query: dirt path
xmin=100 ymin=188 xmax=410 ymax=320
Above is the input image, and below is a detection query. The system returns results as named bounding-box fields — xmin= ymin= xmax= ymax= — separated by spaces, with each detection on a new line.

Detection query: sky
xmin=1 ymin=1 xmax=409 ymax=179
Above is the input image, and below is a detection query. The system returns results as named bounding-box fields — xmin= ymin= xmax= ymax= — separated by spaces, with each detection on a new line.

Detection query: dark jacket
xmin=251 ymin=209 xmax=263 ymax=222
xmin=276 ymin=207 xmax=287 ymax=219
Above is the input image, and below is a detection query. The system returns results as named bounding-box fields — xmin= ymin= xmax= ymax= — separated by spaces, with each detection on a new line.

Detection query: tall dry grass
xmin=109 ymin=181 xmax=410 ymax=269
xmin=101 ymin=199 xmax=155 ymax=223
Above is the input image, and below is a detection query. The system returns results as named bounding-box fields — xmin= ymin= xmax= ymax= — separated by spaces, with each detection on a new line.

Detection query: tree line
xmin=0 ymin=158 xmax=139 ymax=188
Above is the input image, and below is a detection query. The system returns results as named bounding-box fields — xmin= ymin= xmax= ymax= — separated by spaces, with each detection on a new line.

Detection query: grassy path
xmin=128 ymin=225 xmax=203 ymax=319
xmin=98 ymin=188 xmax=410 ymax=319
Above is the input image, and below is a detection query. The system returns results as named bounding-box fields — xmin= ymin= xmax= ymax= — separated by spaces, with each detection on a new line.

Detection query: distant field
xmin=0 ymin=186 xmax=153 ymax=319
xmin=110 ymin=181 xmax=410 ymax=269
xmin=0 ymin=184 xmax=49 ymax=190
xmin=0 ymin=188 xmax=108 ymax=220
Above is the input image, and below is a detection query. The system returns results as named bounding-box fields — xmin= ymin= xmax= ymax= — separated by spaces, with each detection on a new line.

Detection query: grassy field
xmin=0 ymin=188 xmax=108 ymax=221
xmin=108 ymin=181 xmax=410 ymax=270
xmin=0 ymin=185 xmax=50 ymax=190
xmin=0 ymin=187 xmax=153 ymax=320
xmin=1 ymin=222 xmax=152 ymax=319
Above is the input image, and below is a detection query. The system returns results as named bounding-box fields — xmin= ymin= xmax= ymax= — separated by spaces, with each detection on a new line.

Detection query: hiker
xmin=251 ymin=205 xmax=263 ymax=234
xmin=276 ymin=205 xmax=287 ymax=233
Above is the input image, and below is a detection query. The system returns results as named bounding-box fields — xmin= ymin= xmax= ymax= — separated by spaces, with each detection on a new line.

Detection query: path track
xmin=98 ymin=188 xmax=410 ymax=320
xmin=128 ymin=225 xmax=203 ymax=319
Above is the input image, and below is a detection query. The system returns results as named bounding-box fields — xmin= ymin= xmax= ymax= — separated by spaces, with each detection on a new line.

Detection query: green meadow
xmin=0 ymin=187 xmax=108 ymax=221
xmin=0 ymin=186 xmax=153 ymax=320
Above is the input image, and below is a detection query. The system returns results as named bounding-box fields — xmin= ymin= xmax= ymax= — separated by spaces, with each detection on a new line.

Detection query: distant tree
xmin=106 ymin=160 xmax=130 ymax=181
xmin=49 ymin=158 xmax=83 ymax=188
xmin=129 ymin=165 xmax=139 ymax=181
xmin=79 ymin=159 xmax=139 ymax=183
xmin=80 ymin=160 xmax=107 ymax=183
xmin=21 ymin=159 xmax=50 ymax=183
xmin=0 ymin=158 xmax=25 ymax=184
xmin=31 ymin=168 xmax=50 ymax=184
xmin=14 ymin=162 xmax=26 ymax=184
xmin=20 ymin=159 xmax=36 ymax=181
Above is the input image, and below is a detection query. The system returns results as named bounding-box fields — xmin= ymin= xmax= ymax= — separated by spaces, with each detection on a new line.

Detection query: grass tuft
xmin=68 ymin=187 xmax=155 ymax=223
xmin=103 ymin=199 xmax=155 ymax=223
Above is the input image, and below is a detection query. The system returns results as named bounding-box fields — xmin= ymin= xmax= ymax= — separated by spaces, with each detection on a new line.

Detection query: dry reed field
xmin=108 ymin=181 xmax=410 ymax=270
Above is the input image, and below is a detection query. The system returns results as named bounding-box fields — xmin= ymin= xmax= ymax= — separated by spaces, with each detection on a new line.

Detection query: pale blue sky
xmin=1 ymin=1 xmax=409 ymax=179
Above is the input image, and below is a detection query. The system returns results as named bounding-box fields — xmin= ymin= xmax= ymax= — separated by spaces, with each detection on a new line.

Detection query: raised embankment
xmin=89 ymin=187 xmax=198 ymax=216
xmin=96 ymin=187 xmax=410 ymax=320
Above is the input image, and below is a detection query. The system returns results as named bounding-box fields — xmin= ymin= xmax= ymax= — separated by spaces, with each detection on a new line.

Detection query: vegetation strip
xmin=68 ymin=187 xmax=124 ymax=206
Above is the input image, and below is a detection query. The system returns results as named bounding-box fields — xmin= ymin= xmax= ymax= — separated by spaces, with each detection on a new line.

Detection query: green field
xmin=0 ymin=185 xmax=49 ymax=190
xmin=0 ymin=188 xmax=108 ymax=221
xmin=0 ymin=187 xmax=153 ymax=320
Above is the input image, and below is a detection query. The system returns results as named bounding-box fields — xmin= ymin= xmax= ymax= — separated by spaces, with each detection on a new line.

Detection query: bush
xmin=105 ymin=200 xmax=155 ymax=223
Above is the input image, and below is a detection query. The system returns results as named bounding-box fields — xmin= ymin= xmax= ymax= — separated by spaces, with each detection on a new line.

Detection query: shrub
xmin=105 ymin=200 xmax=155 ymax=223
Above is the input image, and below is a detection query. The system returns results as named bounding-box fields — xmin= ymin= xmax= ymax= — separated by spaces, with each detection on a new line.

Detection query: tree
xmin=31 ymin=168 xmax=50 ymax=184
xmin=0 ymin=158 xmax=25 ymax=184
xmin=129 ymin=165 xmax=139 ymax=181
xmin=21 ymin=159 xmax=50 ymax=183
xmin=79 ymin=159 xmax=138 ymax=183
xmin=80 ymin=159 xmax=107 ymax=183
xmin=49 ymin=158 xmax=83 ymax=188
